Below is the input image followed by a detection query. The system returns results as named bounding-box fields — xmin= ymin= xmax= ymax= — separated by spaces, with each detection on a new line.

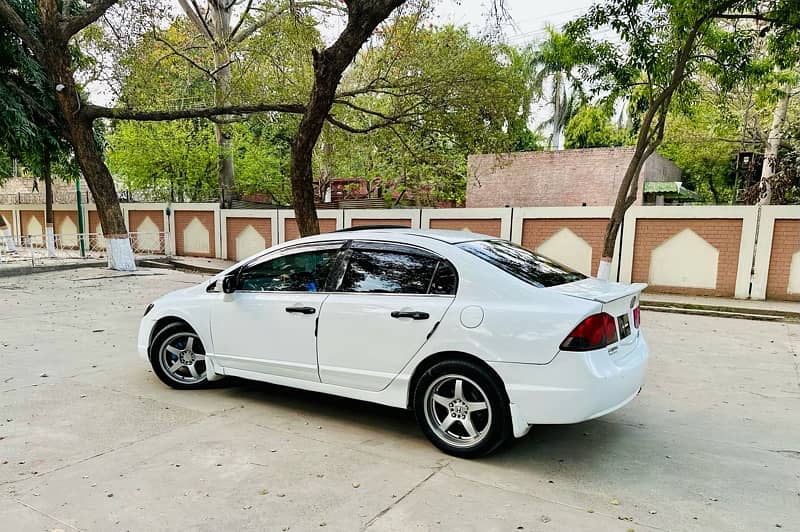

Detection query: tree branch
xmin=231 ymin=0 xmax=343 ymax=44
xmin=82 ymin=102 xmax=306 ymax=121
xmin=176 ymin=0 xmax=214 ymax=41
xmin=61 ymin=0 xmax=119 ymax=39
xmin=0 ymin=0 xmax=45 ymax=57
xmin=154 ymin=33 xmax=217 ymax=81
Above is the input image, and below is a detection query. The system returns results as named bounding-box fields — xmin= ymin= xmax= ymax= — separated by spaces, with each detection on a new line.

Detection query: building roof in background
xmin=643 ymin=181 xmax=701 ymax=199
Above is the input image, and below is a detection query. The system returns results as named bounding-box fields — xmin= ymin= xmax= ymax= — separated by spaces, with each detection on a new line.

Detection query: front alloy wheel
xmin=150 ymin=323 xmax=210 ymax=389
xmin=414 ymin=360 xmax=511 ymax=458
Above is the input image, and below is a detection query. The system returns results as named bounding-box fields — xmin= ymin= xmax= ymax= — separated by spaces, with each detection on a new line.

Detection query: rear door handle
xmin=285 ymin=306 xmax=316 ymax=315
xmin=391 ymin=311 xmax=429 ymax=320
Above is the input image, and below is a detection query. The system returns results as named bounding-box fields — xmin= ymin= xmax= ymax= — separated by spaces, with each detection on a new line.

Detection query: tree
xmin=530 ymin=25 xmax=586 ymax=150
xmin=564 ymin=105 xmax=629 ymax=149
xmin=149 ymin=2 xmax=326 ymax=202
xmin=316 ymin=23 xmax=538 ymax=205
xmin=566 ymin=0 xmax=800 ymax=279
xmin=0 ymin=3 xmax=77 ymax=256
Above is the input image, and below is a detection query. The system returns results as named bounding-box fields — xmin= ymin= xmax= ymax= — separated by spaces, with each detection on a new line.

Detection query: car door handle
xmin=285 ymin=306 xmax=316 ymax=315
xmin=391 ymin=311 xmax=429 ymax=320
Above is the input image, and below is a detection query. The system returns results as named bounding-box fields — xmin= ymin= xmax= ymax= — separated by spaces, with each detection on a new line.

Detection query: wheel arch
xmin=148 ymin=316 xmax=196 ymax=357
xmin=406 ymin=351 xmax=509 ymax=409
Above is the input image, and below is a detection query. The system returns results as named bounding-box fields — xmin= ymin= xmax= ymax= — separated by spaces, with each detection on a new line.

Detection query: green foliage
xmin=564 ymin=106 xmax=629 ymax=149
xmin=658 ymin=102 xmax=739 ymax=203
xmin=529 ymin=25 xmax=587 ymax=148
xmin=0 ymin=0 xmax=77 ymax=183
xmin=107 ymin=119 xmax=218 ymax=201
xmin=318 ymin=22 xmax=538 ymax=204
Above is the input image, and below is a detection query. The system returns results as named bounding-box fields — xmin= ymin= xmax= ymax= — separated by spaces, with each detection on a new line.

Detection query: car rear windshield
xmin=457 ymin=239 xmax=586 ymax=288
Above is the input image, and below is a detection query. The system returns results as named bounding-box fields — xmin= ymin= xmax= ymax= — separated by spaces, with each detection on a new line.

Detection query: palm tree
xmin=530 ymin=25 xmax=586 ymax=150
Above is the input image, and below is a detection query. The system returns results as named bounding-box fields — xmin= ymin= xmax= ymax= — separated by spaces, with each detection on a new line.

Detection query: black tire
xmin=149 ymin=322 xmax=212 ymax=390
xmin=413 ymin=359 xmax=511 ymax=458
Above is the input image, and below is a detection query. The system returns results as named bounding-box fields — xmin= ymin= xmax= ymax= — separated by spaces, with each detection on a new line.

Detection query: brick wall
xmin=226 ymin=217 xmax=272 ymax=260
xmin=174 ymin=210 xmax=216 ymax=258
xmin=350 ymin=218 xmax=412 ymax=227
xmin=766 ymin=219 xmax=800 ymax=301
xmin=53 ymin=210 xmax=78 ymax=230
xmin=0 ymin=210 xmax=13 ymax=231
xmin=19 ymin=210 xmax=44 ymax=236
xmin=520 ymin=218 xmax=609 ymax=275
xmin=467 ymin=147 xmax=681 ymax=208
xmin=631 ymin=219 xmax=743 ymax=297
xmin=429 ymin=218 xmax=502 ymax=237
xmin=128 ymin=210 xmax=164 ymax=233
xmin=284 ymin=218 xmax=337 ymax=241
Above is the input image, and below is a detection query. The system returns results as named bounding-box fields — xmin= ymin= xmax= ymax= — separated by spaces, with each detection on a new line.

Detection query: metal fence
xmin=0 ymin=231 xmax=171 ymax=267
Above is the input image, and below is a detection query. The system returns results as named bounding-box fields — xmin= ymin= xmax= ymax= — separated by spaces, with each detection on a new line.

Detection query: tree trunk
xmin=210 ymin=3 xmax=235 ymax=205
xmin=759 ymin=85 xmax=791 ymax=206
xmin=550 ymin=75 xmax=562 ymax=150
xmin=40 ymin=27 xmax=135 ymax=270
xmin=43 ymin=152 xmax=56 ymax=257
xmin=290 ymin=0 xmax=405 ymax=237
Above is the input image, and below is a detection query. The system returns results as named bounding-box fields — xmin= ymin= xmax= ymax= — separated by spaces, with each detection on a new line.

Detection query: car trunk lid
xmin=548 ymin=278 xmax=646 ymax=357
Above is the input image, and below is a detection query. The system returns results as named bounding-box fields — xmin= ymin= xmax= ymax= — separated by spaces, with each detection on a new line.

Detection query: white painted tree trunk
xmin=596 ymin=257 xmax=612 ymax=280
xmin=107 ymin=237 xmax=137 ymax=271
xmin=760 ymin=86 xmax=791 ymax=206
xmin=45 ymin=224 xmax=57 ymax=257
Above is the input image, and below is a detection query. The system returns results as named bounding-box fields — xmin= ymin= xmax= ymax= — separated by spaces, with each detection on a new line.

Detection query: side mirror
xmin=222 ymin=274 xmax=237 ymax=294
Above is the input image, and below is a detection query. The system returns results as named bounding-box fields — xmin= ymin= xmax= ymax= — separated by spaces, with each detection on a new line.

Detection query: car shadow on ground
xmin=210 ymin=377 xmax=633 ymax=471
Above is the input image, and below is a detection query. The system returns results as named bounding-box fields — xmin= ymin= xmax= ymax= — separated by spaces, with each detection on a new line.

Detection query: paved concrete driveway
xmin=1 ymin=269 xmax=798 ymax=531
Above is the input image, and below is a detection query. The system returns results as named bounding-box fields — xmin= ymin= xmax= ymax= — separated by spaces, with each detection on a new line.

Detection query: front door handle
xmin=285 ymin=306 xmax=316 ymax=315
xmin=391 ymin=311 xmax=429 ymax=320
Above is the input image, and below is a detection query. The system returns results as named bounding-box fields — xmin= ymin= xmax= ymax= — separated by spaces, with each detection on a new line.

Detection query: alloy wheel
xmin=158 ymin=332 xmax=207 ymax=384
xmin=424 ymin=374 xmax=493 ymax=448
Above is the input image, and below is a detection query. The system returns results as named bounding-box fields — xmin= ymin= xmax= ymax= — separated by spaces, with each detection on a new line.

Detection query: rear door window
xmin=337 ymin=242 xmax=457 ymax=295
xmin=457 ymin=239 xmax=586 ymax=287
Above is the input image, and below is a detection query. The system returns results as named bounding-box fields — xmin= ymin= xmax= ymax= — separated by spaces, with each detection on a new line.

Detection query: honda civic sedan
xmin=138 ymin=227 xmax=648 ymax=457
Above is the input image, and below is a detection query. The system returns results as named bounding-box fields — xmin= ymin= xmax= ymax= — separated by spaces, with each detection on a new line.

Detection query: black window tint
xmin=430 ymin=261 xmax=457 ymax=295
xmin=340 ymin=250 xmax=438 ymax=294
xmin=457 ymin=239 xmax=586 ymax=288
xmin=237 ymin=249 xmax=338 ymax=292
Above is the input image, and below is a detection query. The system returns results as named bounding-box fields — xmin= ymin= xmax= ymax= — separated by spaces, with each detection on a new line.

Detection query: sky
xmin=434 ymin=0 xmax=595 ymax=44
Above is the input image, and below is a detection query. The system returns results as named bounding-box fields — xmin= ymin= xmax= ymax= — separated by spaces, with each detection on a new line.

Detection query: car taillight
xmin=560 ymin=313 xmax=619 ymax=351
xmin=632 ymin=305 xmax=641 ymax=329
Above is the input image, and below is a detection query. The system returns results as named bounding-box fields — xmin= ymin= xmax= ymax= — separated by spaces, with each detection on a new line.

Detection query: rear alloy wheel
xmin=414 ymin=360 xmax=510 ymax=458
xmin=150 ymin=324 xmax=210 ymax=389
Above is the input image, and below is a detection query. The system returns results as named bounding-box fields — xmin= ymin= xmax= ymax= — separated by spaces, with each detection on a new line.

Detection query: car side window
xmin=429 ymin=261 xmax=458 ymax=295
xmin=237 ymin=249 xmax=338 ymax=292
xmin=340 ymin=249 xmax=440 ymax=294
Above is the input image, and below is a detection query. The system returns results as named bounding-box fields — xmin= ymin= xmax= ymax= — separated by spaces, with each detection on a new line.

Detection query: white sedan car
xmin=139 ymin=227 xmax=648 ymax=457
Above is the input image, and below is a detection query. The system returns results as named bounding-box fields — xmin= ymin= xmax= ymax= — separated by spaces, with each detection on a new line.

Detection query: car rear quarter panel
xmin=408 ymin=245 xmax=602 ymax=366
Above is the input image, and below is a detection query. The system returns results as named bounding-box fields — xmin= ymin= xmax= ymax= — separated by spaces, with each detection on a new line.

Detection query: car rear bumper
xmin=489 ymin=334 xmax=648 ymax=437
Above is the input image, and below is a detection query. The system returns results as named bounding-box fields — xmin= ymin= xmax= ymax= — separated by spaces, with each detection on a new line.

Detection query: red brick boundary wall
xmin=2 ymin=202 xmax=797 ymax=301
xmin=351 ymin=218 xmax=412 ymax=227
xmin=19 ymin=210 xmax=44 ymax=238
xmin=226 ymin=217 xmax=272 ymax=261
xmin=128 ymin=210 xmax=165 ymax=233
xmin=0 ymin=210 xmax=14 ymax=231
xmin=630 ymin=218 xmax=743 ymax=297
xmin=283 ymin=217 xmax=337 ymax=241
xmin=520 ymin=218 xmax=609 ymax=275
xmin=619 ymin=206 xmax=757 ymax=299
xmin=765 ymin=219 xmax=800 ymax=301
xmin=174 ymin=210 xmax=216 ymax=258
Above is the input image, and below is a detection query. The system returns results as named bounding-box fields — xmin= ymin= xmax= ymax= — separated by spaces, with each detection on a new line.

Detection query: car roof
xmin=304 ymin=227 xmax=496 ymax=245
